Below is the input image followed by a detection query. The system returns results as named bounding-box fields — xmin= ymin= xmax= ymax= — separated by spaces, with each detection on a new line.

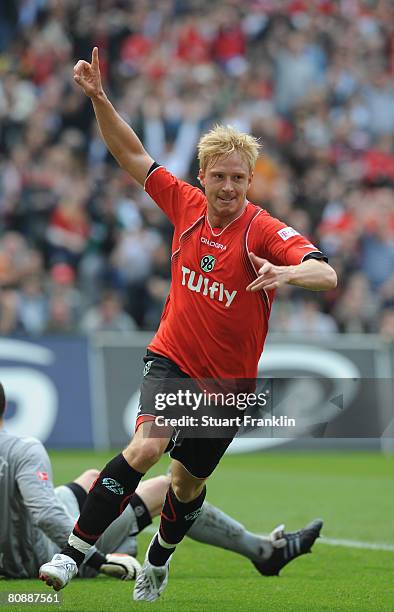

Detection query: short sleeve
xmin=144 ymin=165 xmax=206 ymax=227
xmin=249 ymin=211 xmax=327 ymax=266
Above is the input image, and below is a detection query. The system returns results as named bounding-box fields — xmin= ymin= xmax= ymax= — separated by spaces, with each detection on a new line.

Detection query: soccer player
xmin=40 ymin=48 xmax=335 ymax=602
xmin=0 ymin=383 xmax=322 ymax=582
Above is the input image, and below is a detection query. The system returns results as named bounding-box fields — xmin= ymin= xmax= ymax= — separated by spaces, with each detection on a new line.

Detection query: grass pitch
xmin=1 ymin=450 xmax=393 ymax=611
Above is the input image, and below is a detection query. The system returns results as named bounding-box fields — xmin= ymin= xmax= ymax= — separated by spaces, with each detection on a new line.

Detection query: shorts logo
xmin=143 ymin=360 xmax=153 ymax=376
xmin=102 ymin=477 xmax=124 ymax=495
xmin=277 ymin=226 xmax=300 ymax=241
xmin=200 ymin=254 xmax=216 ymax=272
xmin=185 ymin=508 xmax=203 ymax=521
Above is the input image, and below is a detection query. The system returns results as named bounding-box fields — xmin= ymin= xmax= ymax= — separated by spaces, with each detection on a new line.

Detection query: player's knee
xmin=124 ymin=439 xmax=163 ymax=472
xmin=74 ymin=468 xmax=100 ymax=491
xmin=84 ymin=468 xmax=100 ymax=481
xmin=171 ymin=475 xmax=206 ymax=503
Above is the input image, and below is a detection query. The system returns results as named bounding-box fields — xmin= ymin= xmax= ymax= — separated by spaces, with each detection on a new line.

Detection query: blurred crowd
xmin=1 ymin=0 xmax=394 ymax=338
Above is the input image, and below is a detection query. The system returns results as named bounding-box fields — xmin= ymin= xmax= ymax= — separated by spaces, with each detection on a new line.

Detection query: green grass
xmin=1 ymin=451 xmax=394 ymax=611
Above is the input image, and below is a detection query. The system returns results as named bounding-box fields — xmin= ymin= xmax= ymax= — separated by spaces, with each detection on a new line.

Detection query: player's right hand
xmin=73 ymin=47 xmax=102 ymax=98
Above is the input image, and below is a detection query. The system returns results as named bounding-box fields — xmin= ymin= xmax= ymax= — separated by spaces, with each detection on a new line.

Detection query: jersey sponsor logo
xmin=200 ymin=236 xmax=227 ymax=251
xmin=37 ymin=471 xmax=49 ymax=481
xmin=200 ymin=254 xmax=216 ymax=272
xmin=181 ymin=266 xmax=237 ymax=308
xmin=102 ymin=477 xmax=125 ymax=495
xmin=277 ymin=226 xmax=300 ymax=241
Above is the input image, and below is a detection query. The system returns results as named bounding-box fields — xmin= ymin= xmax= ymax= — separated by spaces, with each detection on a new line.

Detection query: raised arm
xmin=73 ymin=47 xmax=153 ymax=185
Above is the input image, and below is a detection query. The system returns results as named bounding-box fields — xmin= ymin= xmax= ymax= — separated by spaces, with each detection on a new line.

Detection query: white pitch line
xmin=319 ymin=537 xmax=394 ymax=552
xmin=145 ymin=524 xmax=394 ymax=552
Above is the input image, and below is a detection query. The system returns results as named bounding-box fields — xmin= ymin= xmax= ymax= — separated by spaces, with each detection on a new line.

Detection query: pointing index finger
xmin=91 ymin=46 xmax=99 ymax=68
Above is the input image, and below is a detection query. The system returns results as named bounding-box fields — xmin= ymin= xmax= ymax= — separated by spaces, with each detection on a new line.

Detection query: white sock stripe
xmin=157 ymin=532 xmax=176 ymax=550
xmin=68 ymin=533 xmax=93 ymax=554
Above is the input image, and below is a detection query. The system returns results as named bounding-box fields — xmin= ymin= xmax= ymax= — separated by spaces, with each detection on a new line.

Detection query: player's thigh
xmin=137 ymin=350 xmax=185 ymax=424
xmin=134 ymin=349 xmax=192 ymax=445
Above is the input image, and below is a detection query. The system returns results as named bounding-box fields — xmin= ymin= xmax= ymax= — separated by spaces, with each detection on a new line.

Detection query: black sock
xmin=61 ymin=454 xmax=144 ymax=564
xmin=148 ymin=534 xmax=175 ymax=566
xmin=61 ymin=546 xmax=85 ymax=567
xmin=130 ymin=493 xmax=152 ymax=533
xmin=86 ymin=551 xmax=106 ymax=571
xmin=148 ymin=485 xmax=206 ymax=566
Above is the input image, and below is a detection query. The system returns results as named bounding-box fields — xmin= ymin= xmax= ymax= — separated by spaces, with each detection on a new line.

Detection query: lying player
xmin=0 ymin=383 xmax=322 ymax=583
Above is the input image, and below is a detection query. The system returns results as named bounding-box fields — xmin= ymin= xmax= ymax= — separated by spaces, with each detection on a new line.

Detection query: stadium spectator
xmin=379 ymin=307 xmax=394 ymax=341
xmin=46 ymin=180 xmax=91 ymax=269
xmin=333 ymin=272 xmax=378 ymax=334
xmin=0 ymin=289 xmax=19 ymax=335
xmin=281 ymin=296 xmax=338 ymax=335
xmin=45 ymin=292 xmax=75 ymax=334
xmin=17 ymin=274 xmax=48 ymax=335
xmin=79 ymin=290 xmax=137 ymax=334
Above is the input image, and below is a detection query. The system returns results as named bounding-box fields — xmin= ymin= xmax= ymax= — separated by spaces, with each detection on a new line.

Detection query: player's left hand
xmin=246 ymin=252 xmax=290 ymax=292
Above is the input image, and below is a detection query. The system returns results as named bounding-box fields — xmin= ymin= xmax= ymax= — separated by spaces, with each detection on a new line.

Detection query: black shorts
xmin=136 ymin=350 xmax=237 ymax=479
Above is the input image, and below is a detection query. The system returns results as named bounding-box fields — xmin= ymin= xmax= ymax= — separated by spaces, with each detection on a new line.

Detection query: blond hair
xmin=197 ymin=125 xmax=260 ymax=173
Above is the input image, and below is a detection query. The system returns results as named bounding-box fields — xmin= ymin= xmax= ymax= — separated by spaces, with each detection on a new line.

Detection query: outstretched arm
xmin=246 ymin=253 xmax=337 ymax=292
xmin=73 ymin=47 xmax=153 ymax=185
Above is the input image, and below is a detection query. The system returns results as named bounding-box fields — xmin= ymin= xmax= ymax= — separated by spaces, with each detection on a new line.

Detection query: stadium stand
xmin=0 ymin=0 xmax=393 ymax=336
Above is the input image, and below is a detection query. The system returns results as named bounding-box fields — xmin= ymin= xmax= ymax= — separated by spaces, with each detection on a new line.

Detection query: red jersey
xmin=145 ymin=166 xmax=323 ymax=379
